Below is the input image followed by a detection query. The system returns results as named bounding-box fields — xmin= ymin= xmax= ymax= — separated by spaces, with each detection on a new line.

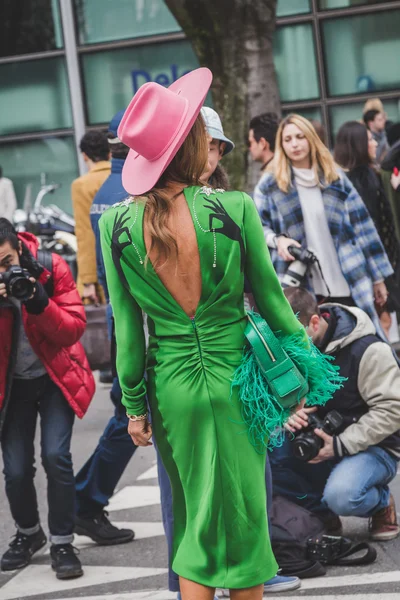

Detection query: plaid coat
xmin=256 ymin=171 xmax=393 ymax=331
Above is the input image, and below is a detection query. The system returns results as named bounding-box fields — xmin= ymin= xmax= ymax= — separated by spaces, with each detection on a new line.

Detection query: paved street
xmin=1 ymin=380 xmax=400 ymax=600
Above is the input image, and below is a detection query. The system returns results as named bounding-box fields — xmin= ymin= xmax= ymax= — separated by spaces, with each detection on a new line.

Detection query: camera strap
xmin=314 ymin=255 xmax=332 ymax=298
xmin=37 ymin=250 xmax=54 ymax=298
xmin=330 ymin=540 xmax=377 ymax=566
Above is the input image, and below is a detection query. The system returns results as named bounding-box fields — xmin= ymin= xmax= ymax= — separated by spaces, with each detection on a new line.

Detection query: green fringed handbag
xmin=245 ymin=312 xmax=309 ymax=410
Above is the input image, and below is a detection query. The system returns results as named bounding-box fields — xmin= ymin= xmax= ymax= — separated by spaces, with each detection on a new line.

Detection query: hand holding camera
xmin=0 ymin=266 xmax=36 ymax=301
xmin=287 ymin=407 xmax=343 ymax=463
xmin=276 ymin=236 xmax=301 ymax=261
xmin=286 ymin=404 xmax=318 ymax=433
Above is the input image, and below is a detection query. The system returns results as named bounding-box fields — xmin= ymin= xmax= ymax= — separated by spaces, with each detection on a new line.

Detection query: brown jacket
xmin=71 ymin=161 xmax=111 ymax=299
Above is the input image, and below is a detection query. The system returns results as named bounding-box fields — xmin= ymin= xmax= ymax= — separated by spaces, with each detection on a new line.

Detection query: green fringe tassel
xmin=231 ymin=326 xmax=346 ymax=453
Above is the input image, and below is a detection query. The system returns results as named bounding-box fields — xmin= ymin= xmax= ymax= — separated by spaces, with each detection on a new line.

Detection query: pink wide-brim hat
xmin=118 ymin=67 xmax=213 ymax=196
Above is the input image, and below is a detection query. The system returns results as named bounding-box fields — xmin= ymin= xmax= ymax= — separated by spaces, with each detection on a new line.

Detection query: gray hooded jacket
xmin=319 ymin=304 xmax=400 ymax=459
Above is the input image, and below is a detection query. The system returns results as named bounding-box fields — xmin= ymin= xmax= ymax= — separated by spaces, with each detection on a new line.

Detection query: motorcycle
xmin=13 ymin=175 xmax=77 ymax=280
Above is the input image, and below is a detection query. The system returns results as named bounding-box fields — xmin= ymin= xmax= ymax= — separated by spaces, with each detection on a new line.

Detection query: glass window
xmin=322 ymin=10 xmax=400 ymax=97
xmin=283 ymin=107 xmax=322 ymax=122
xmin=74 ymin=0 xmax=181 ymax=45
xmin=0 ymin=0 xmax=62 ymax=58
xmin=277 ymin=0 xmax=311 ymax=17
xmin=274 ymin=24 xmax=319 ymax=102
xmin=81 ymin=40 xmax=199 ymax=124
xmin=0 ymin=58 xmax=73 ymax=136
xmin=329 ymin=99 xmax=400 ymax=139
xmin=0 ymin=137 xmax=79 ymax=214
xmin=319 ymin=0 xmax=397 ymax=9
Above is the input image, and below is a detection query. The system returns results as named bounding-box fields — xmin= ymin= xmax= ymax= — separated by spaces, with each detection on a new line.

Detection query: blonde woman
xmin=257 ymin=114 xmax=393 ymax=333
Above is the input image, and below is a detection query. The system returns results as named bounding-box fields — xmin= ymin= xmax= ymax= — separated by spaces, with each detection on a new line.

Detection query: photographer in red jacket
xmin=0 ymin=218 xmax=95 ymax=580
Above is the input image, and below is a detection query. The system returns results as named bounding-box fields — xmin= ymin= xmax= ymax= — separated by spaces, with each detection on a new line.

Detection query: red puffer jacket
xmin=0 ymin=233 xmax=95 ymax=429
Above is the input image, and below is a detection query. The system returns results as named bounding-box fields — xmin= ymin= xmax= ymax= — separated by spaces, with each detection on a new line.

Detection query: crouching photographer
xmin=270 ymin=286 xmax=400 ymax=541
xmin=0 ymin=219 xmax=95 ymax=579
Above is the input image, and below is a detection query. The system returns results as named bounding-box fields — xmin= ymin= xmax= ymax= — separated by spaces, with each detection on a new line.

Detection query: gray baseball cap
xmin=201 ymin=107 xmax=235 ymax=155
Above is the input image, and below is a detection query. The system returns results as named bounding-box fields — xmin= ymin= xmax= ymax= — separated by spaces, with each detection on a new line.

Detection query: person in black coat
xmin=334 ymin=120 xmax=400 ymax=337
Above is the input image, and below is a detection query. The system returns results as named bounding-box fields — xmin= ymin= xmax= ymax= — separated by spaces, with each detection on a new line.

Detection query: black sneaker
xmin=75 ymin=510 xmax=135 ymax=546
xmin=1 ymin=528 xmax=47 ymax=571
xmin=50 ymin=544 xmax=83 ymax=579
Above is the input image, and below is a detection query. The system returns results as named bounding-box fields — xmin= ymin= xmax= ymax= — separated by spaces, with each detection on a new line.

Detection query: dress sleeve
xmin=242 ymin=192 xmax=306 ymax=341
xmin=99 ymin=212 xmax=147 ymax=416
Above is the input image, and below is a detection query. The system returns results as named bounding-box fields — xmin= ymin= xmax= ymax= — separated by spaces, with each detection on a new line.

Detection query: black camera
xmin=281 ymin=245 xmax=318 ymax=288
xmin=307 ymin=535 xmax=350 ymax=565
xmin=0 ymin=265 xmax=35 ymax=302
xmin=292 ymin=410 xmax=343 ymax=462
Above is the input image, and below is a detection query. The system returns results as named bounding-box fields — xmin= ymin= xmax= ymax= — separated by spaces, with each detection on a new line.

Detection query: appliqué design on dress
xmin=204 ymin=197 xmax=245 ymax=272
xmin=200 ymin=186 xmax=225 ymax=196
xmin=112 ymin=195 xmax=135 ymax=208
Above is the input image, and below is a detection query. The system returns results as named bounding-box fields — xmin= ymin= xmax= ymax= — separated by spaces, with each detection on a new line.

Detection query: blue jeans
xmin=155 ymin=438 xmax=274 ymax=593
xmin=1 ymin=375 xmax=75 ymax=544
xmin=75 ymin=377 xmax=137 ymax=517
xmin=270 ymin=434 xmax=398 ymax=517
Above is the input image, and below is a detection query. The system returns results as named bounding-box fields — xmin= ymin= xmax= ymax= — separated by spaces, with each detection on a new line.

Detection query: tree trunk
xmin=165 ymin=0 xmax=280 ymax=191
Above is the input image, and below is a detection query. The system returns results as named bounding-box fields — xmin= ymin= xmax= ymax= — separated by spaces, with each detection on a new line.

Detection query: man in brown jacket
xmin=72 ymin=131 xmax=111 ymax=303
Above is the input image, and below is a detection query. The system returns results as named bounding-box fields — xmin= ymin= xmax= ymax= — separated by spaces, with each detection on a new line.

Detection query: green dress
xmin=99 ymin=185 xmax=306 ymax=589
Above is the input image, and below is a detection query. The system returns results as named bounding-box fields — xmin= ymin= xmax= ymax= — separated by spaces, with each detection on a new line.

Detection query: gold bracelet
xmin=126 ymin=412 xmax=148 ymax=422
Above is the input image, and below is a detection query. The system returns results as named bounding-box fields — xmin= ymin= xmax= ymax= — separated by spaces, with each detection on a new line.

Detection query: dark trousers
xmin=1 ymin=375 xmax=75 ymax=544
xmin=75 ymin=377 xmax=137 ymax=517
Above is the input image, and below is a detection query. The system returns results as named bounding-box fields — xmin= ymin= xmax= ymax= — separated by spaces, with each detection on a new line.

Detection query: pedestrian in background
xmin=381 ymin=122 xmax=400 ymax=243
xmin=75 ymin=112 xmax=136 ymax=546
xmin=310 ymin=119 xmax=328 ymax=147
xmin=363 ymin=97 xmax=393 ymax=133
xmin=272 ymin=287 xmax=400 ymax=542
xmin=0 ymin=218 xmax=95 ymax=579
xmin=0 ymin=166 xmax=17 ymax=222
xmin=200 ymin=106 xmax=233 ymax=190
xmin=247 ymin=112 xmax=279 ymax=212
xmin=363 ymin=109 xmax=389 ymax=165
xmin=72 ymin=131 xmax=110 ymax=304
xmin=334 ymin=120 xmax=400 ymax=338
xmin=256 ymin=114 xmax=393 ymax=334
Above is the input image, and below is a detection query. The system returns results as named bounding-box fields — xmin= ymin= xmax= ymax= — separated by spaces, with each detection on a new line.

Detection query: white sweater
xmin=293 ymin=167 xmax=351 ymax=297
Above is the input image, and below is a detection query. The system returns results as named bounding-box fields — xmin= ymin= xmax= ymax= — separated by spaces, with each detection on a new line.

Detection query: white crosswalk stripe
xmin=0 ymin=566 xmax=168 ymax=600
xmin=108 ymin=485 xmax=161 ymax=511
xmin=137 ymin=463 xmax=158 ymax=481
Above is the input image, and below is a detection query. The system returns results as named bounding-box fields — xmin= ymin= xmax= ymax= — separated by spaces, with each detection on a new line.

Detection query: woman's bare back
xmin=144 ymin=192 xmax=202 ymax=318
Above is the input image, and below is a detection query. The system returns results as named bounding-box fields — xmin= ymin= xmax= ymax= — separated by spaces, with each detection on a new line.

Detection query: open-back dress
xmin=99 ymin=186 xmax=308 ymax=589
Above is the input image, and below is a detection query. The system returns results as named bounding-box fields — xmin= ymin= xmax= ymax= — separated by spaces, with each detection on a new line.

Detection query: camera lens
xmin=292 ymin=435 xmax=323 ymax=462
xmin=10 ymin=277 xmax=34 ymax=301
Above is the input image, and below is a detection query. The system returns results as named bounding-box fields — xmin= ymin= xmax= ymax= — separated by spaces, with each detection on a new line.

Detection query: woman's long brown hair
xmin=142 ymin=113 xmax=208 ymax=270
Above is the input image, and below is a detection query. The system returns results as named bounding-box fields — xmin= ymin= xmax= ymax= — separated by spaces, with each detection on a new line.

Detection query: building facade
xmin=1 ymin=0 xmax=400 ymax=212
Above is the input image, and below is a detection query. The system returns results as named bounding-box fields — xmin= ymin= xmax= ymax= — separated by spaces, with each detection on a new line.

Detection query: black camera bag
xmin=271 ymin=495 xmax=377 ymax=578
xmin=270 ymin=495 xmax=327 ymax=578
